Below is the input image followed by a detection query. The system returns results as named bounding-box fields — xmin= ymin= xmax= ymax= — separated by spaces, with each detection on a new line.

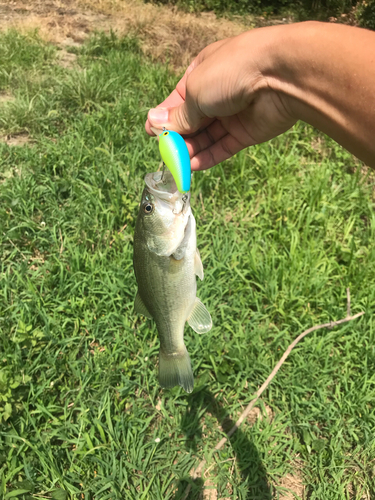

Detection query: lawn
xmin=0 ymin=29 xmax=374 ymax=500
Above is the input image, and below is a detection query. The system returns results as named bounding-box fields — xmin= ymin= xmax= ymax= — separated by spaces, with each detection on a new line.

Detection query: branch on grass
xmin=181 ymin=289 xmax=364 ymax=500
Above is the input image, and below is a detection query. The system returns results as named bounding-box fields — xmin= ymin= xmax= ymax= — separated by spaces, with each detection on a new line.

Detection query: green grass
xmin=0 ymin=29 xmax=375 ymax=500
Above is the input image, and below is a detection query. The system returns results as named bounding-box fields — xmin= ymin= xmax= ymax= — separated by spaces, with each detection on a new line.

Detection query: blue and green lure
xmin=158 ymin=129 xmax=191 ymax=194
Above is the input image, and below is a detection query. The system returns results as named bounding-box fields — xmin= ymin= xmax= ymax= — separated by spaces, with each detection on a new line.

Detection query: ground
xmin=0 ymin=2 xmax=374 ymax=500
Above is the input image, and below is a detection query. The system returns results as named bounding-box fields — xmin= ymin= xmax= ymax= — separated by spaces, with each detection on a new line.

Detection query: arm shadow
xmin=172 ymin=388 xmax=273 ymax=499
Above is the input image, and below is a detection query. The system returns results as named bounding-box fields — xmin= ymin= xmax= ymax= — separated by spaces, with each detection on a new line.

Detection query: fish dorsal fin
xmin=187 ymin=298 xmax=212 ymax=334
xmin=134 ymin=291 xmax=153 ymax=319
xmin=194 ymin=249 xmax=204 ymax=280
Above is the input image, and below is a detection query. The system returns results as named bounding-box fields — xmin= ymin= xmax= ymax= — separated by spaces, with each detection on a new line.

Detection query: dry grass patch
xmin=0 ymin=0 xmax=250 ymax=70
xmin=79 ymin=0 xmax=249 ymax=69
xmin=0 ymin=1 xmax=108 ymax=44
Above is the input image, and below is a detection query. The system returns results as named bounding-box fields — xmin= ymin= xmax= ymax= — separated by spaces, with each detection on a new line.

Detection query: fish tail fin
xmin=159 ymin=347 xmax=194 ymax=394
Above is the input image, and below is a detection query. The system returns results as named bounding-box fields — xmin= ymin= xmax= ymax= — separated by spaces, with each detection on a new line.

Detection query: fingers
xmin=146 ymin=91 xmax=206 ymax=136
xmin=185 ymin=113 xmax=260 ymax=170
xmin=184 ymin=119 xmax=228 ymax=156
xmin=190 ymin=133 xmax=247 ymax=171
xmin=145 ymin=89 xmax=184 ymax=135
xmin=145 ymin=55 xmax=201 ymax=136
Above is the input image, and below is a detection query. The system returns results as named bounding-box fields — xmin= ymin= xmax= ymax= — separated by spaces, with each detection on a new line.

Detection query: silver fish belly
xmin=133 ymin=169 xmax=212 ymax=393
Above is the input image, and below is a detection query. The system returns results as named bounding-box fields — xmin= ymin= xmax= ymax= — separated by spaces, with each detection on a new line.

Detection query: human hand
xmin=145 ymin=29 xmax=297 ymax=171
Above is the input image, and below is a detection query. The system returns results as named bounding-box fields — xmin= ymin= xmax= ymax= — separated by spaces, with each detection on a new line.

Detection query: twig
xmin=181 ymin=300 xmax=364 ymax=500
xmin=59 ymin=227 xmax=64 ymax=255
xmin=110 ymin=224 xmax=127 ymax=246
xmin=7 ymin=237 xmax=27 ymax=261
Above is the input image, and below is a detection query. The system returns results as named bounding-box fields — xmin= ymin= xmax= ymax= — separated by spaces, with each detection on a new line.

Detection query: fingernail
xmin=148 ymin=107 xmax=169 ymax=125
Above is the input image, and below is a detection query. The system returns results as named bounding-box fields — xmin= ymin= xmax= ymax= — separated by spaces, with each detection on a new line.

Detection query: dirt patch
xmin=246 ymin=403 xmax=274 ymax=425
xmin=347 ymin=481 xmax=371 ymax=500
xmin=28 ymin=248 xmax=46 ymax=270
xmin=242 ymin=404 xmax=305 ymax=500
xmin=0 ymin=133 xmax=31 ymax=146
xmin=57 ymin=47 xmax=77 ymax=68
xmin=202 ymin=479 xmax=218 ymax=500
xmin=279 ymin=468 xmax=305 ymax=500
xmin=0 ymin=91 xmax=15 ymax=103
xmin=0 ymin=0 xmax=250 ymax=71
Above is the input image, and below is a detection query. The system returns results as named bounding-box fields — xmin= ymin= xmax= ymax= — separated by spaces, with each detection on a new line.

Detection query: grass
xmin=0 ymin=29 xmax=375 ymax=500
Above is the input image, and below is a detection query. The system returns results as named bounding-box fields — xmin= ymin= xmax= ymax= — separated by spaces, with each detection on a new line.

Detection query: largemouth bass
xmin=133 ymin=168 xmax=212 ymax=393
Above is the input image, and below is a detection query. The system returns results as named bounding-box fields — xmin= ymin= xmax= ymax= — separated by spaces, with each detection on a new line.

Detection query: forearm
xmin=146 ymin=21 xmax=375 ymax=170
xmin=263 ymin=22 xmax=375 ymax=166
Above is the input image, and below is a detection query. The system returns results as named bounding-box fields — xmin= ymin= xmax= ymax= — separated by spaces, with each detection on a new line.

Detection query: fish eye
xmin=143 ymin=203 xmax=154 ymax=214
xmin=163 ymin=131 xmax=169 ymax=136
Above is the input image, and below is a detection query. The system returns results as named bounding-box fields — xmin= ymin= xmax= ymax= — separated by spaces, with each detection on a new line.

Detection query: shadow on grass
xmin=173 ymin=388 xmax=272 ymax=499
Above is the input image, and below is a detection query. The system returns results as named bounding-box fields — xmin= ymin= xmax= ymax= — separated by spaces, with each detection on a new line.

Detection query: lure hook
xmin=161 ymin=162 xmax=166 ymax=183
xmin=179 ymin=194 xmax=189 ymax=214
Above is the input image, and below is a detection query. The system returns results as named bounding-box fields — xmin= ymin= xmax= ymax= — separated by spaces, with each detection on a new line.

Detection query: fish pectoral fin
xmin=187 ymin=298 xmax=212 ymax=334
xmin=172 ymin=244 xmax=187 ymax=261
xmin=134 ymin=291 xmax=153 ymax=319
xmin=194 ymin=249 xmax=204 ymax=280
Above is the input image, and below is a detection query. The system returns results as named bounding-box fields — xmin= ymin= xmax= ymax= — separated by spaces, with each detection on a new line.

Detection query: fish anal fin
xmin=187 ymin=297 xmax=212 ymax=334
xmin=134 ymin=291 xmax=153 ymax=319
xmin=194 ymin=249 xmax=204 ymax=280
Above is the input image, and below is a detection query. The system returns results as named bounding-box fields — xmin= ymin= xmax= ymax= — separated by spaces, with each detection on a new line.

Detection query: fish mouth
xmin=142 ymin=167 xmax=191 ymax=256
xmin=145 ymin=168 xmax=178 ymax=200
xmin=145 ymin=168 xmax=190 ymax=212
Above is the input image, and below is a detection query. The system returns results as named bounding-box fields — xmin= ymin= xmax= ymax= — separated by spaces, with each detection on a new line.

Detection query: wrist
xmin=259 ymin=22 xmax=322 ymax=119
xmin=233 ymin=23 xmax=315 ymax=110
xmin=248 ymin=21 xmax=375 ymax=167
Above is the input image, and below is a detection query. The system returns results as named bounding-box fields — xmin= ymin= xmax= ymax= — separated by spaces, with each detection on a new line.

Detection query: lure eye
xmin=143 ymin=203 xmax=154 ymax=214
xmin=163 ymin=131 xmax=169 ymax=136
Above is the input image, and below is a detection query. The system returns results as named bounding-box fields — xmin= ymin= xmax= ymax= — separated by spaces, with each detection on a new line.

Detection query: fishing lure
xmin=158 ymin=129 xmax=191 ymax=194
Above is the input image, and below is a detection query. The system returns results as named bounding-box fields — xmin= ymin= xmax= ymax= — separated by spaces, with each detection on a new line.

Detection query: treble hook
xmin=160 ymin=162 xmax=166 ymax=183
xmin=181 ymin=193 xmax=188 ymax=212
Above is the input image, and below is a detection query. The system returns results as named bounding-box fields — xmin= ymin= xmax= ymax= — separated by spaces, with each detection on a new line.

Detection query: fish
xmin=133 ymin=167 xmax=212 ymax=393
xmin=151 ymin=127 xmax=191 ymax=194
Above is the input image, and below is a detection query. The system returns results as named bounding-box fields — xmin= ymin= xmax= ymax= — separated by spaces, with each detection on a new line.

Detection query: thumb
xmin=147 ymin=38 xmax=231 ymax=136
xmin=147 ymin=100 xmax=205 ymax=136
